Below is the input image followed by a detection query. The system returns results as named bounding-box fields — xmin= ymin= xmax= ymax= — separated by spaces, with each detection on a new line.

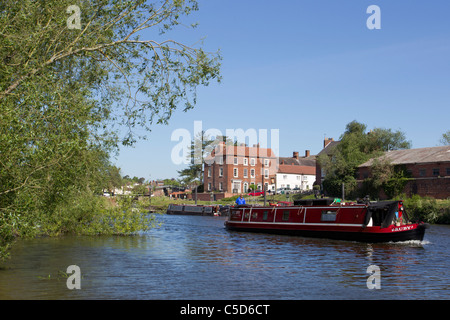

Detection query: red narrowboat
xmin=224 ymin=198 xmax=428 ymax=243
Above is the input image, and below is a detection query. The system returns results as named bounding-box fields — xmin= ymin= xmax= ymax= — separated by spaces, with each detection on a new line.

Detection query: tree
xmin=0 ymin=0 xmax=221 ymax=260
xmin=440 ymin=130 xmax=450 ymax=145
xmin=318 ymin=120 xmax=411 ymax=198
xmin=177 ymin=130 xmax=216 ymax=187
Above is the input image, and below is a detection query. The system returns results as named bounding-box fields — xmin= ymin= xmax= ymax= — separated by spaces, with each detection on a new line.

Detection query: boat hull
xmin=224 ymin=221 xmax=427 ymax=243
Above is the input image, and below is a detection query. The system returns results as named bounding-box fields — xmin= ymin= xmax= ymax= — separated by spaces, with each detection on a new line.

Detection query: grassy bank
xmin=402 ymin=196 xmax=450 ymax=224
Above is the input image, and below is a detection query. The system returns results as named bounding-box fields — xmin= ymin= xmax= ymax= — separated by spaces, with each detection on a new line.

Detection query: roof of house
xmin=359 ymin=145 xmax=450 ymax=167
xmin=205 ymin=143 xmax=277 ymax=160
xmin=277 ymin=164 xmax=316 ymax=175
xmin=278 ymin=157 xmax=316 ymax=167
xmin=317 ymin=140 xmax=340 ymax=156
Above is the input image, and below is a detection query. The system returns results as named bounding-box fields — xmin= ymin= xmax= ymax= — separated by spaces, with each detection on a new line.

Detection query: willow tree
xmin=0 ymin=0 xmax=221 ymax=259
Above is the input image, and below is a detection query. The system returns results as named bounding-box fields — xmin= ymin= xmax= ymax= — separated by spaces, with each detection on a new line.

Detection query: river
xmin=0 ymin=214 xmax=449 ymax=300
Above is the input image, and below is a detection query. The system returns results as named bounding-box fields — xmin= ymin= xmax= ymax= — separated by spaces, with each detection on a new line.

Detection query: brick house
xmin=357 ymin=145 xmax=450 ymax=199
xmin=203 ymin=142 xmax=278 ymax=194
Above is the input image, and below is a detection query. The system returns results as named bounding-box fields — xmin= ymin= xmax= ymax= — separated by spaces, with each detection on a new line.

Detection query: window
xmin=419 ymin=169 xmax=426 ymax=177
xmin=447 ymin=168 xmax=450 ymax=176
xmin=217 ymin=157 xmax=223 ymax=165
xmin=264 ymin=169 xmax=269 ymax=179
xmin=208 ymin=183 xmax=212 ymax=191
xmin=297 ymin=175 xmax=301 ymax=180
xmin=264 ymin=159 xmax=269 ymax=167
xmin=234 ymin=157 xmax=238 ymax=165
xmin=219 ymin=167 xmax=223 ymax=177
xmin=321 ymin=210 xmax=337 ymax=222
xmin=263 ymin=210 xmax=269 ymax=221
xmin=219 ymin=182 xmax=223 ymax=191
xmin=283 ymin=175 xmax=287 ymax=180
xmin=243 ymin=158 xmax=248 ymax=166
xmin=250 ymin=158 xmax=256 ymax=166
xmin=250 ymin=169 xmax=255 ymax=178
xmin=243 ymin=168 xmax=248 ymax=178
xmin=207 ymin=168 xmax=211 ymax=177
xmin=233 ymin=168 xmax=238 ymax=178
xmin=433 ymin=168 xmax=440 ymax=176
xmin=282 ymin=210 xmax=290 ymax=221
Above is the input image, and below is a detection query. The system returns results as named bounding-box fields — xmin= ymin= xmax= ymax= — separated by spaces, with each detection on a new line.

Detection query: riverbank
xmin=145 ymin=194 xmax=450 ymax=225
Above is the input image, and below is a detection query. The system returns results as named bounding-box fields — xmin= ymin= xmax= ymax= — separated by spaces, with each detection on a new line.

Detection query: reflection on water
xmin=0 ymin=215 xmax=449 ymax=299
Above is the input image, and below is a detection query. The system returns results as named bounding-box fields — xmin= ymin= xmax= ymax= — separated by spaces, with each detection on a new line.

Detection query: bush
xmin=403 ymin=195 xmax=450 ymax=224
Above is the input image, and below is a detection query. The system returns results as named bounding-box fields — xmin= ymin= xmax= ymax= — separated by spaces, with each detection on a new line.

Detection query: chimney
xmin=324 ymin=137 xmax=334 ymax=148
xmin=293 ymin=151 xmax=299 ymax=159
xmin=305 ymin=150 xmax=310 ymax=157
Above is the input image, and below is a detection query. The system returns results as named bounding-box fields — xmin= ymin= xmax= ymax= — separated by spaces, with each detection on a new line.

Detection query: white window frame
xmin=233 ymin=167 xmax=238 ymax=178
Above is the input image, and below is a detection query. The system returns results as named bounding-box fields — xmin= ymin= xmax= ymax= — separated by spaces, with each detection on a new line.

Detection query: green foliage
xmin=440 ymin=130 xmax=450 ymax=145
xmin=319 ymin=120 xmax=411 ymax=198
xmin=402 ymin=196 xmax=450 ymax=224
xmin=0 ymin=0 xmax=221 ymax=260
xmin=382 ymin=166 xmax=411 ymax=199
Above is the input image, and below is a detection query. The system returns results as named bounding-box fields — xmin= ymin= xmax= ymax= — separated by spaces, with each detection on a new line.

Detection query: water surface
xmin=0 ymin=215 xmax=448 ymax=299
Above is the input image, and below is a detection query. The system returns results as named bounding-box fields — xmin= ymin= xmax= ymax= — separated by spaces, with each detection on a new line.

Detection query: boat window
xmin=231 ymin=210 xmax=241 ymax=219
xmin=252 ymin=212 xmax=258 ymax=219
xmin=282 ymin=210 xmax=290 ymax=221
xmin=321 ymin=210 xmax=337 ymax=222
xmin=244 ymin=210 xmax=250 ymax=220
xmin=263 ymin=210 xmax=269 ymax=220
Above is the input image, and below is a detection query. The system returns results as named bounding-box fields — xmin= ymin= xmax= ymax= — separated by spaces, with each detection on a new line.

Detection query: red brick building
xmin=358 ymin=145 xmax=450 ymax=199
xmin=203 ymin=142 xmax=277 ymax=194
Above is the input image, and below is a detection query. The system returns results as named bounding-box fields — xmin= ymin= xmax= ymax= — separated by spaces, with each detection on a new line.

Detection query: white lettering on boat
xmin=391 ymin=225 xmax=414 ymax=232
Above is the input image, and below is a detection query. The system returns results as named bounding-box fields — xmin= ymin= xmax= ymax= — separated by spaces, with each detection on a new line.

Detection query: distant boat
xmin=225 ymin=198 xmax=428 ymax=243
xmin=167 ymin=204 xmax=224 ymax=216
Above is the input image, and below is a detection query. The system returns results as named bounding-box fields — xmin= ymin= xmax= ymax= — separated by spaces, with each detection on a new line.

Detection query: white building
xmin=274 ymin=152 xmax=316 ymax=193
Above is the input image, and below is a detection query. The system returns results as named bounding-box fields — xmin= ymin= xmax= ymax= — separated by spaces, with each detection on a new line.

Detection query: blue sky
xmin=114 ymin=0 xmax=450 ymax=180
